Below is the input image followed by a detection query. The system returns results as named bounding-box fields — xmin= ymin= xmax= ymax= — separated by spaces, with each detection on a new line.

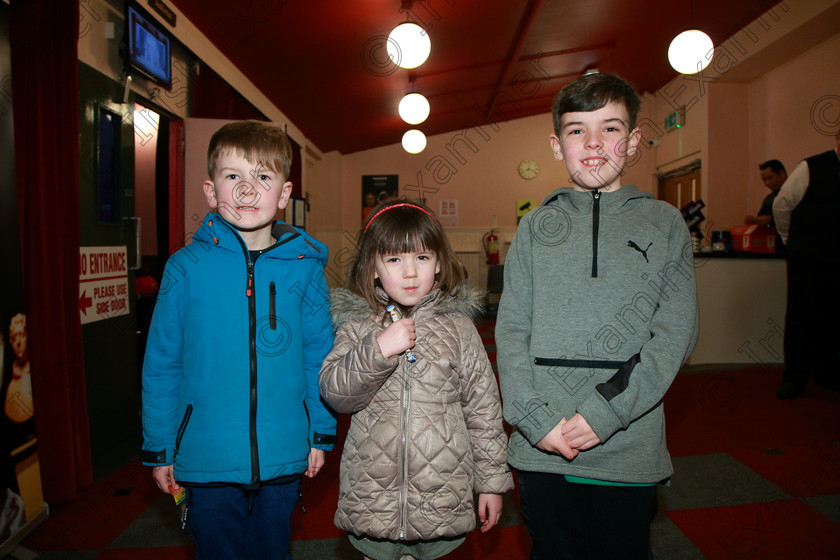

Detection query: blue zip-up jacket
xmin=140 ymin=213 xmax=337 ymax=485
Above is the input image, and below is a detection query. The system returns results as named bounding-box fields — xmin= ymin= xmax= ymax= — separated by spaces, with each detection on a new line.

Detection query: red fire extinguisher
xmin=483 ymin=230 xmax=499 ymax=265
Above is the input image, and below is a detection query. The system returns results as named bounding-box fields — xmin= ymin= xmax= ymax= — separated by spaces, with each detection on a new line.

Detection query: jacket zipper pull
xmin=246 ymin=261 xmax=254 ymax=297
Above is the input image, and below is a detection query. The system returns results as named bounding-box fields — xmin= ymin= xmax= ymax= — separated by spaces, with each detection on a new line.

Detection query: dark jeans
xmin=186 ymin=479 xmax=300 ymax=560
xmin=517 ymin=470 xmax=658 ymax=560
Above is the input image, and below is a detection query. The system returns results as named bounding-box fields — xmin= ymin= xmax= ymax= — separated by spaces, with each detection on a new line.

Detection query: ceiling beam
xmin=486 ymin=0 xmax=545 ymax=114
xmin=519 ymin=42 xmax=616 ymax=61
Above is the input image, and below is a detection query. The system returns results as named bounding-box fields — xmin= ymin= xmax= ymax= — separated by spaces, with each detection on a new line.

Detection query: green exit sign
xmin=665 ymin=110 xmax=684 ymax=131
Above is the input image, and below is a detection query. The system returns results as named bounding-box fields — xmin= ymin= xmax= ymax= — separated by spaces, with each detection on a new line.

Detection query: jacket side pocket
xmin=269 ymin=281 xmax=277 ymax=330
xmin=173 ymin=404 xmax=194 ymax=462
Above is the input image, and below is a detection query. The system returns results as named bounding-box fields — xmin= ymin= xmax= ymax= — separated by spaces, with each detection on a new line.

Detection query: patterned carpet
xmin=12 ymin=318 xmax=840 ymax=559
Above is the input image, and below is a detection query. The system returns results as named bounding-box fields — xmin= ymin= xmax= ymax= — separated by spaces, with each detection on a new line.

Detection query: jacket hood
xmin=541 ymin=184 xmax=653 ymax=212
xmin=330 ymin=283 xmax=485 ymax=328
xmin=192 ymin=212 xmax=327 ymax=265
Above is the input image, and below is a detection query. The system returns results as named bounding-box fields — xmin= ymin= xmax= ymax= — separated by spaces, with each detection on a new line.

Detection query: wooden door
xmin=78 ymin=62 xmax=140 ymax=471
xmin=659 ymin=169 xmax=701 ymax=209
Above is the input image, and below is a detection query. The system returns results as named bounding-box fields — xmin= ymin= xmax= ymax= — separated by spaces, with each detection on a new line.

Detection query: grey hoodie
xmin=496 ymin=185 xmax=699 ymax=483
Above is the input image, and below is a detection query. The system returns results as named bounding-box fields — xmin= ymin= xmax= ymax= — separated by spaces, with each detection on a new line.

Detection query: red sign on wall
xmin=79 ymin=246 xmax=130 ymax=325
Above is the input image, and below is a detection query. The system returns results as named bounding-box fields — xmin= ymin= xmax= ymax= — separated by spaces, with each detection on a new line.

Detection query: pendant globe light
xmin=668 ymin=29 xmax=714 ymax=74
xmin=402 ymin=129 xmax=426 ymax=154
xmin=387 ymin=22 xmax=431 ymax=69
xmin=667 ymin=2 xmax=713 ymax=75
xmin=398 ymin=93 xmax=430 ymax=125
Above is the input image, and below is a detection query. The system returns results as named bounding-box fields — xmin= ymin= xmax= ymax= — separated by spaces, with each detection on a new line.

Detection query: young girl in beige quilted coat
xmin=320 ymin=200 xmax=513 ymax=560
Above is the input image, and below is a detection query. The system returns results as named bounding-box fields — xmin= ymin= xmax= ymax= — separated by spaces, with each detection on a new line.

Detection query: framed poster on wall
xmin=361 ymin=175 xmax=398 ymax=226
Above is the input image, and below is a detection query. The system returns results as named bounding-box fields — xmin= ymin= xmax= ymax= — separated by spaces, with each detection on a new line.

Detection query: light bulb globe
xmin=387 ymin=23 xmax=431 ymax=69
xmin=398 ymin=93 xmax=430 ymax=125
xmin=401 ymin=129 xmax=427 ymax=154
xmin=668 ymin=30 xmax=714 ymax=75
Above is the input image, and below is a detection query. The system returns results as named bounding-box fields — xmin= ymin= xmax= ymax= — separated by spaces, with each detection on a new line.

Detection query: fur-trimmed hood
xmin=329 ymin=283 xmax=485 ymax=328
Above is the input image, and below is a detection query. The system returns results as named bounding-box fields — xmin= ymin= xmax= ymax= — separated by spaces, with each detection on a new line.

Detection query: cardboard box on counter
xmin=730 ymin=225 xmax=777 ymax=253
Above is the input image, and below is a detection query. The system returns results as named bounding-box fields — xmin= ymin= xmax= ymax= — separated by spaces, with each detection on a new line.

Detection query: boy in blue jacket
xmin=497 ymin=74 xmax=698 ymax=559
xmin=140 ymin=120 xmax=336 ymax=560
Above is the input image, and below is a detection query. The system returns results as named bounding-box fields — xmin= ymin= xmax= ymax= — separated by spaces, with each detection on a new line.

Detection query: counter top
xmin=694 ymin=251 xmax=785 ymax=260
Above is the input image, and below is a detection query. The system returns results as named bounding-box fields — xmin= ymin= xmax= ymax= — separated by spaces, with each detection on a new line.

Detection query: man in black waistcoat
xmin=773 ymin=131 xmax=840 ymax=399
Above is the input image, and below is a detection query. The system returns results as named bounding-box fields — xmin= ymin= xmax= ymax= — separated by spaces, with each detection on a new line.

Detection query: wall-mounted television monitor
xmin=124 ymin=1 xmax=172 ymax=89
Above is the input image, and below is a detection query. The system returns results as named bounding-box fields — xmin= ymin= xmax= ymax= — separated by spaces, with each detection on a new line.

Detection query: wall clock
xmin=518 ymin=159 xmax=540 ymax=180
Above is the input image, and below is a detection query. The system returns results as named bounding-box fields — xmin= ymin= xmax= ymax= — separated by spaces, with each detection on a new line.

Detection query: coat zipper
xmin=399 ymin=356 xmax=410 ymax=539
xmin=246 ymin=258 xmax=260 ymax=484
xmin=213 ymin=217 xmax=297 ymax=486
xmin=591 ymin=191 xmax=601 ymax=278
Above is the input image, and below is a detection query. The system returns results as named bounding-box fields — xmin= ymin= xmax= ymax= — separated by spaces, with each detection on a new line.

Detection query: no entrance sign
xmin=79 ymin=246 xmax=130 ymax=324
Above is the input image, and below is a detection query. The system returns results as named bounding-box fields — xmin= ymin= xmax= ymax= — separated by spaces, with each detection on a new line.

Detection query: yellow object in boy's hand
xmin=169 ymin=485 xmax=186 ymax=505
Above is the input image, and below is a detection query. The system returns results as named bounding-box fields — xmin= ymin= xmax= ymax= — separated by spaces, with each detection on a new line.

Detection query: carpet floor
xmin=11 ymin=319 xmax=840 ymax=559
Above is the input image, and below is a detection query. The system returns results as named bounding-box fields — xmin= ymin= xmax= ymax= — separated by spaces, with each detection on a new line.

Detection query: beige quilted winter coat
xmin=319 ymin=286 xmax=513 ymax=541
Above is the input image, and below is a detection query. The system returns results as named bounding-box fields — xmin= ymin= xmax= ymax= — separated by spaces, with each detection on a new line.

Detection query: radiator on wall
xmin=455 ymin=251 xmax=487 ymax=291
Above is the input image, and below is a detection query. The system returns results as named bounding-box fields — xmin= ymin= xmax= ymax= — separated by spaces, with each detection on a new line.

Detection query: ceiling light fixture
xmin=387 ymin=22 xmax=431 ymax=69
xmin=398 ymin=93 xmax=430 ymax=125
xmin=668 ymin=29 xmax=714 ymax=74
xmin=401 ymin=129 xmax=426 ymax=154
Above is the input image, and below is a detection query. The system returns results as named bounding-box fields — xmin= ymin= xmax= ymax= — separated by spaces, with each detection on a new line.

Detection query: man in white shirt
xmin=772 ymin=131 xmax=840 ymax=399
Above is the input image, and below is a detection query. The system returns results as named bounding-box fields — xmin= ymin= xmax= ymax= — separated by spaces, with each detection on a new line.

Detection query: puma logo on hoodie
xmin=627 ymin=240 xmax=653 ymax=263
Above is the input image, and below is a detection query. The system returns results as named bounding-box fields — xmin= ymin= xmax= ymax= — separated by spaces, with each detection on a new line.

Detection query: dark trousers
xmin=517 ymin=470 xmax=658 ymax=560
xmin=782 ymin=254 xmax=840 ymax=385
xmin=186 ymin=479 xmax=300 ymax=560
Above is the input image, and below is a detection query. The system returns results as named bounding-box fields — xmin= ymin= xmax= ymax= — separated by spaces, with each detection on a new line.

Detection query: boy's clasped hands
xmin=536 ymin=414 xmax=601 ymax=460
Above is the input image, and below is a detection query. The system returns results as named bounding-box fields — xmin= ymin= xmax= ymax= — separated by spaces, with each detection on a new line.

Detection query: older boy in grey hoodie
xmin=496 ymin=73 xmax=699 ymax=560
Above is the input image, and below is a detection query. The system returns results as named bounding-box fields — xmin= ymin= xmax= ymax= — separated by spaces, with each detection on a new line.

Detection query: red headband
xmin=364 ymin=203 xmax=437 ymax=232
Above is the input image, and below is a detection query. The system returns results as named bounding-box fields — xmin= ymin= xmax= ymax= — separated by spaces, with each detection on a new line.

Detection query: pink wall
xmin=134 ymin=104 xmax=159 ymax=256
xmin=747 ymin=34 xmax=840 ymax=209
xmin=304 ymin=150 xmax=342 ymax=233
xmin=708 ymin=82 xmax=751 ymax=231
xmin=340 ymin=109 xmax=658 ymax=230
xmin=341 ymin=113 xmax=563 ymax=229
